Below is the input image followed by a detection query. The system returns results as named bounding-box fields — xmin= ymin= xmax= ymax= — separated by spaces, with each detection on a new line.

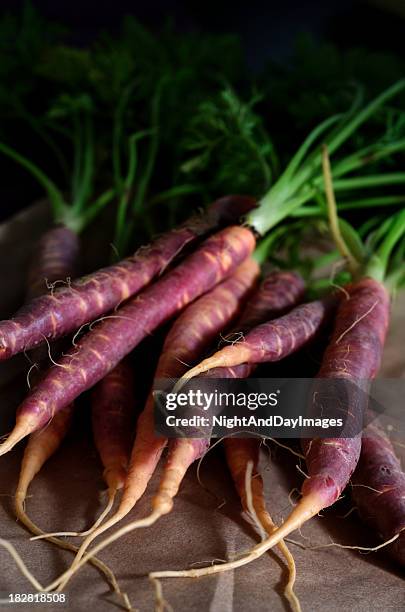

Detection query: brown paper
xmin=0 ymin=204 xmax=403 ymax=612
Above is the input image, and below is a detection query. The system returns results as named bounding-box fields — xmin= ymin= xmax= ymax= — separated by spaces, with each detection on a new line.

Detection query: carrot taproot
xmin=15 ymin=404 xmax=74 ymax=532
xmin=145 ymin=277 xmax=389 ymax=579
xmin=201 ymin=270 xmax=305 ymax=380
xmin=0 ymin=225 xmax=255 ymax=457
xmin=352 ymin=424 xmax=405 ymax=566
xmin=52 ymin=258 xmax=259 ymax=590
xmin=228 ymin=271 xmax=305 ymax=333
xmin=224 ymin=438 xmax=301 ymax=612
xmin=88 ymin=359 xmax=136 ymax=530
xmin=25 ymin=226 xmax=80 ymax=371
xmin=92 ymin=358 xmax=135 ymax=497
xmin=175 ymin=295 xmax=336 ymax=389
xmin=301 ymin=278 xmax=389 ymax=509
xmin=0 ymin=196 xmax=254 ymax=360
xmin=14 ymin=222 xmax=78 ymax=538
xmin=13 ymin=403 xmax=124 ymax=598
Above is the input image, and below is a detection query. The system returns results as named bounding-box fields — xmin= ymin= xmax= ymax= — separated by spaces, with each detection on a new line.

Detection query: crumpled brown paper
xmin=0 ymin=204 xmax=403 ymax=612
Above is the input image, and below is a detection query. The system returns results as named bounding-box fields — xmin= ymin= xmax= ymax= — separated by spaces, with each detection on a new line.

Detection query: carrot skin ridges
xmin=152 ymin=439 xmax=208 ymax=515
xmin=234 ymin=271 xmax=305 ymax=333
xmin=3 ymin=226 xmax=255 ymax=451
xmin=352 ymin=425 xmax=405 ymax=566
xmin=91 ymin=359 xmax=135 ymax=491
xmin=302 ymin=278 xmax=390 ymax=508
xmin=26 ymin=225 xmax=80 ymax=368
xmin=204 ymin=270 xmax=305 ymax=379
xmin=156 ymin=258 xmax=260 ymax=379
xmin=0 ymin=196 xmax=254 ymax=360
xmin=179 ymin=295 xmax=336 ymax=382
xmin=222 ymin=297 xmax=334 ymax=364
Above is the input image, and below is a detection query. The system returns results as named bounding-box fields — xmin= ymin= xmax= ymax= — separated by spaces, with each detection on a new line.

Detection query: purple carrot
xmin=0 ymin=196 xmax=255 ymax=360
xmin=205 ymin=270 xmax=305 ymax=379
xmin=26 ymin=226 xmax=80 ymax=301
xmin=301 ymin=278 xmax=390 ymax=509
xmin=176 ymin=294 xmax=335 ymax=387
xmin=92 ymin=359 xmax=135 ymax=495
xmin=352 ymin=424 xmax=405 ymax=566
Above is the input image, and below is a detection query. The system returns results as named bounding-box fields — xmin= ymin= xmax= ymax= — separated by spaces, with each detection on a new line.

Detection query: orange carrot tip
xmin=15 ymin=404 xmax=74 ymax=536
xmin=13 ymin=407 xmax=128 ymax=601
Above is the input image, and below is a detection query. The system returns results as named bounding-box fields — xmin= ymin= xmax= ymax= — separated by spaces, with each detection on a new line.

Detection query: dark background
xmin=3 ymin=1 xmax=405 ymax=68
xmin=1 ymin=0 xmax=405 ymax=222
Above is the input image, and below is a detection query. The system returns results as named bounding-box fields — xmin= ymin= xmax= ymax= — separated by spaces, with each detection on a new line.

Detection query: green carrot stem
xmin=318 ymin=173 xmax=405 ymax=190
xmin=293 ymin=195 xmax=405 ymax=218
xmin=322 ymin=145 xmax=360 ymax=275
xmin=131 ymin=84 xmax=162 ymax=216
xmin=326 ymin=79 xmax=405 ymax=155
xmin=330 ymin=138 xmax=405 ymax=178
xmin=72 ymin=112 xmax=94 ymax=213
xmin=376 ymin=209 xmax=405 ymax=273
xmin=112 ymin=82 xmax=136 ymax=189
xmin=114 ymin=134 xmax=139 ymax=254
xmin=253 ymin=227 xmax=288 ymax=265
xmin=71 ymin=112 xmax=83 ymax=203
xmin=0 ymin=142 xmax=66 ymax=221
xmin=78 ymin=189 xmax=117 ymax=232
xmin=278 ymin=114 xmax=342 ymax=186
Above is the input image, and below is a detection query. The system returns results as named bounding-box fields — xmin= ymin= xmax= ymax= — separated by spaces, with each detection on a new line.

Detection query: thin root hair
xmin=150 ymin=576 xmax=174 ymax=612
xmin=336 ymin=506 xmax=358 ymax=519
xmin=288 ymin=488 xmax=302 ymax=508
xmin=295 ymin=465 xmax=309 ymax=479
xmin=26 ymin=363 xmax=39 ymax=389
xmin=0 ymin=539 xmax=44 ymax=591
xmin=335 ymin=301 xmax=379 ymax=345
xmin=41 ymin=335 xmax=70 ymax=369
xmin=244 ymin=461 xmax=267 ymax=540
xmin=286 ymin=532 xmax=401 ymax=554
